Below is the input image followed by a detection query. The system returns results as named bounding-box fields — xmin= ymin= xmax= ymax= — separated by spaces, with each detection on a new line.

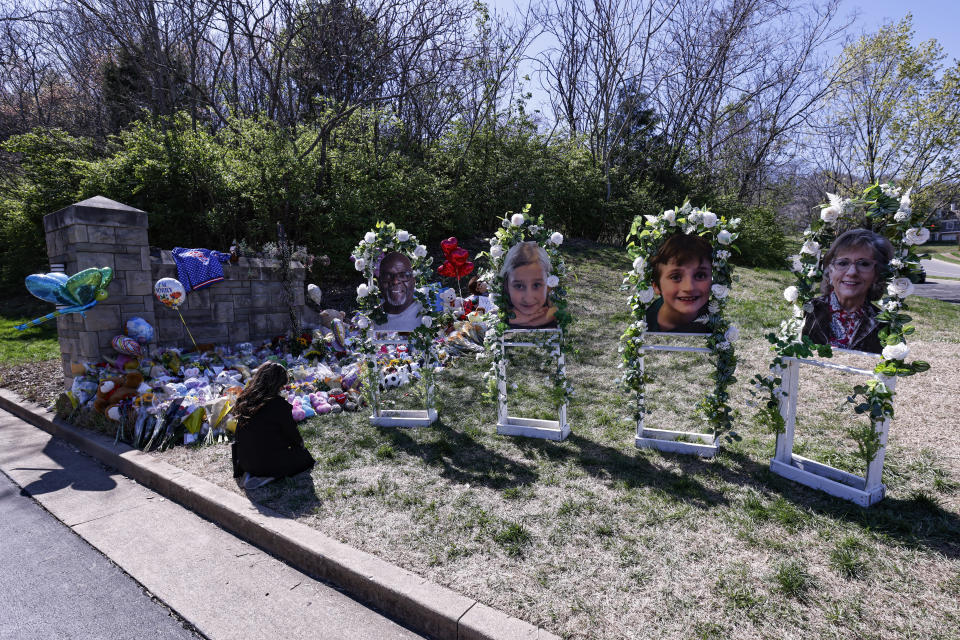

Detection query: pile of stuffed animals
xmin=59 ymin=294 xmax=490 ymax=451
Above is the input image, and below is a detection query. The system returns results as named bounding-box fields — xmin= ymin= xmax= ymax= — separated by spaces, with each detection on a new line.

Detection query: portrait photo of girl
xmin=646 ymin=233 xmax=713 ymax=332
xmin=500 ymin=241 xmax=558 ymax=329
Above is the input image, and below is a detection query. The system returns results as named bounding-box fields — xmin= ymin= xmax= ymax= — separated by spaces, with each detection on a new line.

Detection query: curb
xmin=0 ymin=390 xmax=559 ymax=640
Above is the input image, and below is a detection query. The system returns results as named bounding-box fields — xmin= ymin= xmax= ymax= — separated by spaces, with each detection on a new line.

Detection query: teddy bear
xmin=94 ymin=371 xmax=146 ymax=416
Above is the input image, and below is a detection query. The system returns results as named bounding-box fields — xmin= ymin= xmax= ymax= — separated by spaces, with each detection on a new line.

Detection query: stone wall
xmin=151 ymin=251 xmax=316 ymax=347
xmin=43 ymin=196 xmax=317 ymax=387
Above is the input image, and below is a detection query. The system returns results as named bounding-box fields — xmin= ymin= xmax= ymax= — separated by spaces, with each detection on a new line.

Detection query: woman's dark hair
xmin=234 ymin=362 xmax=288 ymax=425
xmin=651 ymin=233 xmax=713 ymax=286
xmin=820 ymin=228 xmax=893 ymax=301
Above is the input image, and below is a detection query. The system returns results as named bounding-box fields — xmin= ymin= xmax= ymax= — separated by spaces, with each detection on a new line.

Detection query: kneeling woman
xmin=232 ymin=362 xmax=315 ymax=489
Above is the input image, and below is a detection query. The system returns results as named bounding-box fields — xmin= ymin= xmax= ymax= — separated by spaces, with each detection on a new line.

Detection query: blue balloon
xmin=25 ymin=272 xmax=74 ymax=306
xmin=126 ymin=316 xmax=155 ymax=344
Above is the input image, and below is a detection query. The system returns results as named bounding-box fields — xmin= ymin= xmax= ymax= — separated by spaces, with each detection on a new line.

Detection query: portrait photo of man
xmin=374 ymin=251 xmax=423 ymax=332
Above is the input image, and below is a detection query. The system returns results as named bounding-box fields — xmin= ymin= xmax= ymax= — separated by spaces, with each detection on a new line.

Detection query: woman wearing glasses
xmin=802 ymin=228 xmax=893 ymax=354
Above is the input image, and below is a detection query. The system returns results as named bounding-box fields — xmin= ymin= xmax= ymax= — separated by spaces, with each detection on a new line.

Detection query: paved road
xmin=921 ymin=257 xmax=960 ymax=278
xmin=0 ymin=469 xmax=203 ymax=640
xmin=916 ymin=258 xmax=960 ymax=303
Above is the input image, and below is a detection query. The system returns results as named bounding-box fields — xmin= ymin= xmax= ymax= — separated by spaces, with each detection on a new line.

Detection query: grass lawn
xmin=925 ymin=242 xmax=960 ymax=265
xmin=0 ymin=297 xmax=60 ymax=366
xmin=24 ymin=241 xmax=960 ymax=639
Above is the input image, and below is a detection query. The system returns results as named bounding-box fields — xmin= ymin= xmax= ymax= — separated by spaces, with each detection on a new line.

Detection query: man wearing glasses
xmin=375 ymin=252 xmax=422 ymax=332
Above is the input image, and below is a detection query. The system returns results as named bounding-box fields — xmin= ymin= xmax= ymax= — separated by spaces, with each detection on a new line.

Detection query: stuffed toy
xmin=318 ymin=309 xmax=346 ymax=328
xmin=94 ymin=372 xmax=145 ymax=414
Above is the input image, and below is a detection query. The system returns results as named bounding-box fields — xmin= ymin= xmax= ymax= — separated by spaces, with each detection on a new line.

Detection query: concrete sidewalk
xmin=0 ymin=406 xmax=425 ymax=640
xmin=0 ymin=390 xmax=557 ymax=640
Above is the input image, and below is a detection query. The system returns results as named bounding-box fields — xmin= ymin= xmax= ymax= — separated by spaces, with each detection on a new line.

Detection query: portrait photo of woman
xmin=500 ymin=241 xmax=558 ymax=328
xmin=802 ymin=228 xmax=893 ymax=354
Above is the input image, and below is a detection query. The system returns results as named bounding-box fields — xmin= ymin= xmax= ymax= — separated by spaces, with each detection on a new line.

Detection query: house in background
xmin=932 ymin=204 xmax=960 ymax=243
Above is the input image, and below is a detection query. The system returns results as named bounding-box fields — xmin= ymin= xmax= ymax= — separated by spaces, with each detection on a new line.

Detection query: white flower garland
xmin=752 ymin=183 xmax=931 ymax=465
xmin=351 ymin=222 xmax=442 ymax=409
xmin=479 ymin=205 xmax=573 ymax=408
xmin=620 ymin=201 xmax=741 ymax=440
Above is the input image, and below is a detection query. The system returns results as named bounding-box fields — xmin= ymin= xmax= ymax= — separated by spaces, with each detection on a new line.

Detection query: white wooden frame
xmin=636 ymin=332 xmax=719 ymax=458
xmin=367 ymin=334 xmax=437 ymax=428
xmin=771 ymin=348 xmax=893 ymax=507
xmin=496 ymin=328 xmax=569 ymax=441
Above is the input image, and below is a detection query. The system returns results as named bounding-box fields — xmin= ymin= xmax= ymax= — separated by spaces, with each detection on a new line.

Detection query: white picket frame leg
xmin=635 ymin=332 xmax=719 ymax=458
xmin=770 ymin=352 xmax=894 ymax=507
xmin=496 ymin=328 xmax=570 ymax=441
xmin=368 ymin=335 xmax=437 ymax=428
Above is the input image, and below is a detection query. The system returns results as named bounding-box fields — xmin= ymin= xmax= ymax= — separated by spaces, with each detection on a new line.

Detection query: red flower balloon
xmin=440 ymin=237 xmax=459 ymax=258
xmin=449 ymin=247 xmax=470 ymax=266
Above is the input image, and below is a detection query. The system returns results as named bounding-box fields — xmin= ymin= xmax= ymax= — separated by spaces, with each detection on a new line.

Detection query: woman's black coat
xmin=232 ymin=396 xmax=315 ymax=479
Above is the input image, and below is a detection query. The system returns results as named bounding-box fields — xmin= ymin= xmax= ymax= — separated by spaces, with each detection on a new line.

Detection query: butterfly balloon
xmin=17 ymin=267 xmax=114 ymax=330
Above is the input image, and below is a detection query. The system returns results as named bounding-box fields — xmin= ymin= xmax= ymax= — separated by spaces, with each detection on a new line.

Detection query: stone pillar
xmin=43 ymin=196 xmax=154 ymax=388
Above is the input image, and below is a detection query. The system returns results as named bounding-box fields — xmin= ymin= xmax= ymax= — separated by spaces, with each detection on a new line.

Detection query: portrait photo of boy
xmin=646 ymin=233 xmax=713 ymax=333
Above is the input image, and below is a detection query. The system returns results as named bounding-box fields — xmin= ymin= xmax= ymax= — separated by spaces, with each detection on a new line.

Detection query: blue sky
xmin=487 ymin=0 xmax=960 ymax=116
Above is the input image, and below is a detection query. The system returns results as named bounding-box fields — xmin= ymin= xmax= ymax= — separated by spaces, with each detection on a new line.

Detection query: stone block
xmin=78 ymin=331 xmax=100 ymax=358
xmin=230 ymin=325 xmax=249 ymax=343
xmin=74 ymin=251 xmax=115 ymax=271
xmin=185 ymin=288 xmax=211 ymax=310
xmin=293 ymin=288 xmax=304 ymax=306
xmin=87 ymin=226 xmax=116 ymax=244
xmin=83 ymin=303 xmax=121 ymax=332
xmin=120 ymin=302 xmax=146 ymax=315
xmin=125 ymin=271 xmax=152 ymax=297
xmin=214 ymin=301 xmax=234 ymax=324
xmin=115 ymin=227 xmax=148 ymax=246
xmin=192 ymin=323 xmax=229 ymax=343
xmin=115 ymin=253 xmax=142 ymax=271
xmin=66 ymin=225 xmax=90 ymax=244
xmin=140 ymin=247 xmax=151 ymax=270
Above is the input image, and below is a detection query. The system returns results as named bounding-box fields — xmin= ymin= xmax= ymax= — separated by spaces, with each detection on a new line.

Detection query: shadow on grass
xmin=381 ymin=421 xmax=540 ymax=490
xmin=718 ymin=449 xmax=960 ymax=559
xmin=510 ymin=433 xmax=730 ymax=509
xmin=247 ymin=470 xmax=322 ymax=518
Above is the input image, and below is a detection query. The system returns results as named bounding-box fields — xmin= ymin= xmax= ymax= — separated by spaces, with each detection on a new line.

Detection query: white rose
xmin=716 ymin=340 xmax=732 ymax=351
xmin=889 ymin=258 xmax=903 ymax=269
xmin=800 ymin=239 xmax=820 ymax=256
xmin=635 ymin=320 xmax=648 ymax=333
xmin=887 ymin=277 xmax=914 ymax=298
xmin=546 ymin=275 xmax=559 ymax=288
xmin=687 ymin=211 xmax=702 ymax=225
xmin=421 ymin=316 xmax=433 ymax=328
xmin=724 ymin=325 xmax=740 ymax=342
xmin=529 ymin=225 xmax=540 ymax=234
xmin=711 ymin=284 xmax=729 ymax=299
xmin=510 ymin=213 xmax=525 ymax=226
xmin=708 ymin=300 xmax=720 ymax=314
xmin=882 ymin=299 xmax=900 ymax=312
xmin=701 ymin=211 xmax=718 ymax=228
xmin=820 ymin=206 xmax=840 ymax=223
xmin=356 ymin=316 xmax=370 ymax=329
xmin=414 ymin=245 xmax=427 ymax=258
xmin=662 ymin=210 xmax=676 ymax=225
xmin=550 ymin=232 xmax=564 ymax=245
xmin=904 ymin=227 xmax=930 ymax=245
xmin=490 ymin=245 xmax=504 ymax=258
xmin=637 ymin=287 xmax=656 ymax=304
xmin=783 ymin=286 xmax=799 ymax=303
xmin=354 ymin=258 xmax=366 ymax=271
xmin=397 ymin=230 xmax=409 ymax=242
xmin=364 ymin=231 xmax=376 ymax=244
xmin=894 ymin=210 xmax=910 ymax=222
xmin=882 ymin=342 xmax=910 ymax=361
xmin=716 ymin=250 xmax=731 ymax=260
xmin=357 ymin=283 xmax=369 ymax=297
xmin=632 ymin=256 xmax=646 ymax=273
xmin=788 ymin=255 xmax=803 ymax=272
xmin=717 ymin=230 xmax=733 ymax=245
xmin=730 ymin=217 xmax=741 ymax=228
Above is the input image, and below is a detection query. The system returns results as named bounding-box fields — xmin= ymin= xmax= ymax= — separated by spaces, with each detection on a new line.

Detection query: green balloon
xmin=64 ymin=267 xmax=105 ymax=305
